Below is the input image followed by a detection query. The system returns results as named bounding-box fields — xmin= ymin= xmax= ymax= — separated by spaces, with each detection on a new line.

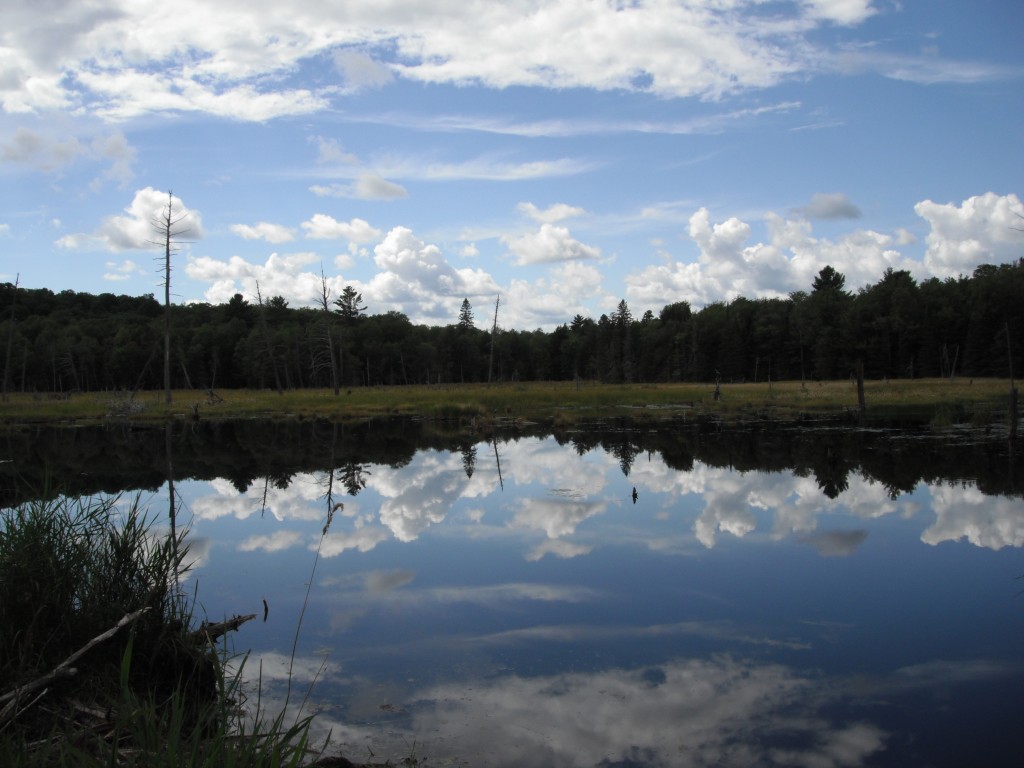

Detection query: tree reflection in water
xmin=2 ymin=417 xmax=1022 ymax=766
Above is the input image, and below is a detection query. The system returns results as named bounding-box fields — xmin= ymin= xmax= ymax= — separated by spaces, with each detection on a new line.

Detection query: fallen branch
xmin=193 ymin=614 xmax=256 ymax=645
xmin=0 ymin=607 xmax=150 ymax=727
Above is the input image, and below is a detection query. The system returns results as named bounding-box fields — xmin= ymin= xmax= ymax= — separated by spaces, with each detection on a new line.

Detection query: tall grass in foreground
xmin=0 ymin=496 xmax=315 ymax=767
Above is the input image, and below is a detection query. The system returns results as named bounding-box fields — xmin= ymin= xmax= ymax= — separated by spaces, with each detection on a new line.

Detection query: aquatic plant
xmin=0 ymin=495 xmax=316 ymax=767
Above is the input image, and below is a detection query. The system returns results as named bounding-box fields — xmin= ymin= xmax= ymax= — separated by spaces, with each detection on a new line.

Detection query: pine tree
xmin=458 ymin=298 xmax=474 ymax=329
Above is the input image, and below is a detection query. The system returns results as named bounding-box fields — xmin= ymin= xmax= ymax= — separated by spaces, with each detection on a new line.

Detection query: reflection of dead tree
xmin=492 ymin=437 xmax=504 ymax=491
xmin=259 ymin=476 xmax=271 ymax=518
xmin=165 ymin=423 xmax=179 ymax=583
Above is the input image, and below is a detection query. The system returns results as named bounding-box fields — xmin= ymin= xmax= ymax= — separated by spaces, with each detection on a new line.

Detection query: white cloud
xmin=309 ymin=136 xmax=358 ymax=165
xmin=801 ymin=0 xmax=876 ymax=25
xmin=310 ymin=174 xmax=407 ymax=200
xmin=796 ymin=192 xmax=863 ymax=220
xmin=56 ymin=187 xmax=203 ymax=253
xmin=1 ymin=126 xmax=135 ymax=184
xmin=504 ymin=223 xmax=601 ymax=265
xmin=238 ymin=530 xmax=304 ymax=553
xmin=230 ymin=222 xmax=296 ymax=243
xmin=185 ymin=250 xmax=325 ymax=304
xmin=2 ymin=0 xmax=1007 ymax=125
xmin=512 ymin=498 xmax=607 ymax=540
xmin=625 ymin=206 xmax=919 ymax=310
xmin=518 ymin=202 xmax=587 ymax=224
xmin=102 ymin=258 xmax=142 ymax=281
xmin=914 ymin=192 xmax=1024 ymax=278
xmin=366 ymin=226 xmax=498 ymax=322
xmin=404 ymin=657 xmax=886 ymax=768
xmin=301 ymin=215 xmax=380 ymax=242
xmin=332 ymin=50 xmax=394 ymax=90
xmin=922 ymin=485 xmax=1024 ymax=550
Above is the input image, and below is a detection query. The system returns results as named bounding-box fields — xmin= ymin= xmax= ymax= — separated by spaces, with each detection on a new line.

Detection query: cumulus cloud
xmin=922 ymin=485 xmax=1024 ymax=550
xmin=56 ymin=187 xmax=202 ymax=252
xmin=403 ymin=657 xmax=886 ymax=768
xmin=301 ymin=214 xmax=381 ymax=243
xmin=626 ymin=205 xmax=918 ymax=310
xmin=230 ymin=222 xmax=296 ymax=243
xmin=511 ymin=498 xmax=606 ymax=540
xmin=914 ymin=192 xmax=1024 ymax=278
xmin=504 ymin=223 xmax=601 ymax=265
xmin=365 ymin=226 xmax=498 ymax=323
xmin=185 ymin=250 xmax=328 ymax=305
xmin=238 ymin=530 xmax=304 ymax=553
xmin=103 ymin=258 xmax=142 ymax=281
xmin=796 ymin=192 xmax=863 ymax=220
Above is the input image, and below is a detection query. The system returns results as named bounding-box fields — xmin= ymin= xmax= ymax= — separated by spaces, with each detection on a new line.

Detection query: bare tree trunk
xmin=2 ymin=274 xmax=17 ymax=404
xmin=1007 ymin=320 xmax=1017 ymax=441
xmin=163 ymin=223 xmax=171 ymax=403
xmin=856 ymin=359 xmax=866 ymax=413
xmin=151 ymin=192 xmax=192 ymax=405
xmin=318 ymin=267 xmax=340 ymax=395
xmin=255 ymin=282 xmax=283 ymax=394
xmin=488 ymin=295 xmax=500 ymax=385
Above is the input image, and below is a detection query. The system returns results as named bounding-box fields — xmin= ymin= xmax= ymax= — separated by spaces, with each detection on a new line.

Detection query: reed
xmin=0 ymin=495 xmax=316 ymax=767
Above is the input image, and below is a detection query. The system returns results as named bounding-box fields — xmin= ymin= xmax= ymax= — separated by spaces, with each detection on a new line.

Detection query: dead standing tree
xmin=254 ymin=282 xmax=284 ymax=395
xmin=151 ymin=192 xmax=193 ymax=405
xmin=2 ymin=274 xmax=17 ymax=404
xmin=317 ymin=266 xmax=340 ymax=395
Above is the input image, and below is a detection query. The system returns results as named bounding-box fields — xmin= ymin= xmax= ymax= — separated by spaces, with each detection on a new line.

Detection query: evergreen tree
xmin=458 ymin=298 xmax=474 ymax=329
xmin=334 ymin=286 xmax=366 ymax=323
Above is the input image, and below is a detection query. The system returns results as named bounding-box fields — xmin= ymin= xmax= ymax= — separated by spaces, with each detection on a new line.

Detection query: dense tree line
xmin=1 ymin=259 xmax=1021 ymax=394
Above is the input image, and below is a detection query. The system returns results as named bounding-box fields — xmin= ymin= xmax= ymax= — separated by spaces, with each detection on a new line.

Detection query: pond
xmin=3 ymin=417 xmax=1023 ymax=767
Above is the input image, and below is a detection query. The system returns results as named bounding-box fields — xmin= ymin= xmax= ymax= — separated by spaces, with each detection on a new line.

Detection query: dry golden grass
xmin=0 ymin=377 xmax=1014 ymax=426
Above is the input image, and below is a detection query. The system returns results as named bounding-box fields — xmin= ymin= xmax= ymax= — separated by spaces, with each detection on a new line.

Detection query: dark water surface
xmin=3 ymin=418 xmax=1023 ymax=766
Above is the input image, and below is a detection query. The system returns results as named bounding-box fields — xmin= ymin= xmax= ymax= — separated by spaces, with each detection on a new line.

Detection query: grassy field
xmin=0 ymin=377 xmax=1016 ymax=427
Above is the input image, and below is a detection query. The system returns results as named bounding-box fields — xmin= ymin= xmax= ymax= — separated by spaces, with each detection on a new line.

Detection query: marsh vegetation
xmin=0 ymin=496 xmax=317 ymax=767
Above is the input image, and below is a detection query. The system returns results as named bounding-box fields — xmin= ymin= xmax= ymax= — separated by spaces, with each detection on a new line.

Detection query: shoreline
xmin=0 ymin=378 xmax=1016 ymax=429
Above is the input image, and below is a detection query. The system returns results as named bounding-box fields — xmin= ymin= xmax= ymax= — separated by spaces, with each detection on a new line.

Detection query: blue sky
xmin=1 ymin=0 xmax=1022 ymax=330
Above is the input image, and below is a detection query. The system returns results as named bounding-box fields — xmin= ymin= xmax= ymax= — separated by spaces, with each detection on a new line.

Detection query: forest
xmin=1 ymin=259 xmax=1022 ymax=394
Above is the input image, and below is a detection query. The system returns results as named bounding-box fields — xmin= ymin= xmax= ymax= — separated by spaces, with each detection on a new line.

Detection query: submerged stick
xmin=193 ymin=614 xmax=257 ymax=645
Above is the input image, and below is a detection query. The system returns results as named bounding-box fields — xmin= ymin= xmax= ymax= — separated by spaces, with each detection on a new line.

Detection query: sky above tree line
xmin=1 ymin=0 xmax=1022 ymax=330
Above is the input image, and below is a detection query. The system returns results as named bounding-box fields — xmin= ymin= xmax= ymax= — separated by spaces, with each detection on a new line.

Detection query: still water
xmin=4 ymin=419 xmax=1023 ymax=766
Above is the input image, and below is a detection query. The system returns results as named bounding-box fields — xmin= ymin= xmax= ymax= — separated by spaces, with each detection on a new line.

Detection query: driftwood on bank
xmin=0 ymin=607 xmax=150 ymax=727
